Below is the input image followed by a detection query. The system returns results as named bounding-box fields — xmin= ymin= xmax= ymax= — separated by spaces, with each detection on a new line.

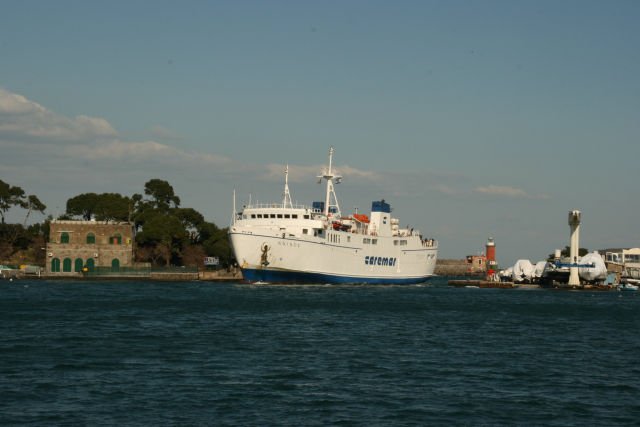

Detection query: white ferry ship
xmin=229 ymin=148 xmax=438 ymax=284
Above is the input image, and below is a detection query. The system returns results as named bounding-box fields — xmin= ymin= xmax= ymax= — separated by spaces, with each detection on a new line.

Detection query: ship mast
xmin=282 ymin=164 xmax=293 ymax=209
xmin=317 ymin=147 xmax=342 ymax=217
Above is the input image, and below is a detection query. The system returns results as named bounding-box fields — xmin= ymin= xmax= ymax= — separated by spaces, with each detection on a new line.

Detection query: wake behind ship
xmin=229 ymin=148 xmax=438 ymax=284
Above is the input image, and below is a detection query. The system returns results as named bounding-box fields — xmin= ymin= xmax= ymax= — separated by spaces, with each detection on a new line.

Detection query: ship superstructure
xmin=229 ymin=148 xmax=438 ymax=284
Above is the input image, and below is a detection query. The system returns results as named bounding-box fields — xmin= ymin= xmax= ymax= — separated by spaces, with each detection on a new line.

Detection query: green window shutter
xmin=86 ymin=258 xmax=95 ymax=272
xmin=111 ymin=258 xmax=120 ymax=272
xmin=63 ymin=258 xmax=72 ymax=272
xmin=74 ymin=258 xmax=84 ymax=272
xmin=87 ymin=233 xmax=96 ymax=244
xmin=61 ymin=232 xmax=70 ymax=244
xmin=51 ymin=258 xmax=60 ymax=272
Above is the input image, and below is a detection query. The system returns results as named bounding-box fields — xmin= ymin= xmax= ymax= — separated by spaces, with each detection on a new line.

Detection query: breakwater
xmin=434 ymin=259 xmax=482 ymax=276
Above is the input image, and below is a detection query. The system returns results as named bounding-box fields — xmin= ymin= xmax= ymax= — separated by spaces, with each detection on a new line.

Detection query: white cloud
xmin=0 ymin=88 xmax=47 ymax=114
xmin=69 ymin=139 xmax=234 ymax=168
xmin=0 ymin=88 xmax=117 ymax=143
xmin=0 ymin=88 xmax=237 ymax=170
xmin=475 ymin=185 xmax=527 ymax=197
xmin=337 ymin=165 xmax=378 ymax=180
xmin=474 ymin=185 xmax=549 ymax=199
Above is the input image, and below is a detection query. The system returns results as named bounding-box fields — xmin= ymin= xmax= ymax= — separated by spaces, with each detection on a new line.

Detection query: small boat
xmin=618 ymin=283 xmax=638 ymax=291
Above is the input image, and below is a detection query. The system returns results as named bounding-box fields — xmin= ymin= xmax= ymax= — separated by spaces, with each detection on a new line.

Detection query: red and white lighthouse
xmin=486 ymin=237 xmax=497 ymax=279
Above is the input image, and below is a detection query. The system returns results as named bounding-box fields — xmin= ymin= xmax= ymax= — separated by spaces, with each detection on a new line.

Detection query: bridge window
xmin=625 ymin=254 xmax=640 ymax=263
xmin=292 ymin=214 xmax=298 ymax=219
xmin=284 ymin=214 xmax=290 ymax=219
xmin=270 ymin=214 xmax=276 ymax=218
xmin=277 ymin=214 xmax=283 ymax=218
xmin=303 ymin=215 xmax=309 ymax=219
xmin=251 ymin=214 xmax=256 ymax=219
xmin=372 ymin=239 xmax=378 ymax=245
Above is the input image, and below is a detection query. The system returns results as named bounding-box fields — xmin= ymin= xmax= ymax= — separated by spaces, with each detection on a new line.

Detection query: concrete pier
xmin=448 ymin=279 xmax=516 ymax=289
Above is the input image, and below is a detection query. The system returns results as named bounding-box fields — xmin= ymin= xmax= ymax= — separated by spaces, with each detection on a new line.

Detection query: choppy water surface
xmin=1 ymin=278 xmax=639 ymax=426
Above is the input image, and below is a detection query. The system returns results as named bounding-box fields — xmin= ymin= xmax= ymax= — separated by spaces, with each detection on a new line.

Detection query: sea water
xmin=1 ymin=278 xmax=639 ymax=426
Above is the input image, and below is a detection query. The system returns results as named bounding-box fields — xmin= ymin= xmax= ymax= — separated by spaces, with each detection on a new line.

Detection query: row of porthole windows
xmin=59 ymin=232 xmax=123 ymax=245
xmin=50 ymin=258 xmax=120 ymax=272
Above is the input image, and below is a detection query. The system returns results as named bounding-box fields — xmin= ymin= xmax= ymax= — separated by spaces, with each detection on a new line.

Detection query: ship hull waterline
xmin=241 ymin=267 xmax=435 ymax=285
xmin=231 ymin=232 xmax=437 ymax=285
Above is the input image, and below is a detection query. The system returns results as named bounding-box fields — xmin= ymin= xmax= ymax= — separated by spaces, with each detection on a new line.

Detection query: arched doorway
xmin=85 ymin=258 xmax=95 ymax=272
xmin=111 ymin=258 xmax=120 ymax=272
xmin=74 ymin=258 xmax=84 ymax=272
xmin=51 ymin=258 xmax=61 ymax=272
xmin=63 ymin=258 xmax=72 ymax=272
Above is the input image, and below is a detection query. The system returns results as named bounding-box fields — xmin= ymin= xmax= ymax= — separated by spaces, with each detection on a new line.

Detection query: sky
xmin=1 ymin=0 xmax=639 ymax=268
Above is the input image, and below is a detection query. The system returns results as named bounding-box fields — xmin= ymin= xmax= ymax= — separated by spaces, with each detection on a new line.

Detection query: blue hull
xmin=241 ymin=268 xmax=433 ymax=285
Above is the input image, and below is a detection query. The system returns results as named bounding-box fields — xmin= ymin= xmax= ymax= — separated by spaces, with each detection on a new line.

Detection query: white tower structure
xmin=317 ymin=147 xmax=342 ymax=218
xmin=282 ymin=165 xmax=293 ymax=209
xmin=568 ymin=210 xmax=581 ymax=286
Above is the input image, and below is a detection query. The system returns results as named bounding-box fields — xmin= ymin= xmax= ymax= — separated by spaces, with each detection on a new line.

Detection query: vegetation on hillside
xmin=0 ymin=178 xmax=233 ymax=268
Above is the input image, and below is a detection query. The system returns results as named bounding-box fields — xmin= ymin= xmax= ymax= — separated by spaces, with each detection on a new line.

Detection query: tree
xmin=66 ymin=193 xmax=99 ymax=220
xmin=0 ymin=179 xmax=26 ymax=224
xmin=0 ymin=223 xmax=24 ymax=259
xmin=548 ymin=246 xmax=589 ymax=261
xmin=174 ymin=207 xmax=205 ymax=243
xmin=202 ymin=226 xmax=233 ymax=267
xmin=136 ymin=212 xmax=187 ymax=266
xmin=132 ymin=178 xmax=232 ymax=267
xmin=130 ymin=193 xmax=143 ymax=222
xmin=93 ymin=193 xmax=130 ymax=222
xmin=144 ymin=179 xmax=180 ymax=210
xmin=23 ymin=195 xmax=47 ymax=226
xmin=181 ymin=244 xmax=206 ymax=267
xmin=66 ymin=193 xmax=130 ymax=222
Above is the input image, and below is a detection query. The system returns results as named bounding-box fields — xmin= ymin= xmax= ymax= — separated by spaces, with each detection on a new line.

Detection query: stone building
xmin=466 ymin=254 xmax=487 ymax=274
xmin=46 ymin=220 xmax=134 ymax=275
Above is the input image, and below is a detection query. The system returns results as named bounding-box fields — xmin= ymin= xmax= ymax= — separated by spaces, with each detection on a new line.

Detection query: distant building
xmin=597 ymin=247 xmax=640 ymax=280
xmin=45 ymin=220 xmax=134 ymax=275
xmin=599 ymin=247 xmax=640 ymax=267
xmin=466 ymin=254 xmax=487 ymax=274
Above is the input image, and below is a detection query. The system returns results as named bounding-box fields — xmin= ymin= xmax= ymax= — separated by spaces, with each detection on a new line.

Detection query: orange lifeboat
xmin=353 ymin=214 xmax=370 ymax=223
